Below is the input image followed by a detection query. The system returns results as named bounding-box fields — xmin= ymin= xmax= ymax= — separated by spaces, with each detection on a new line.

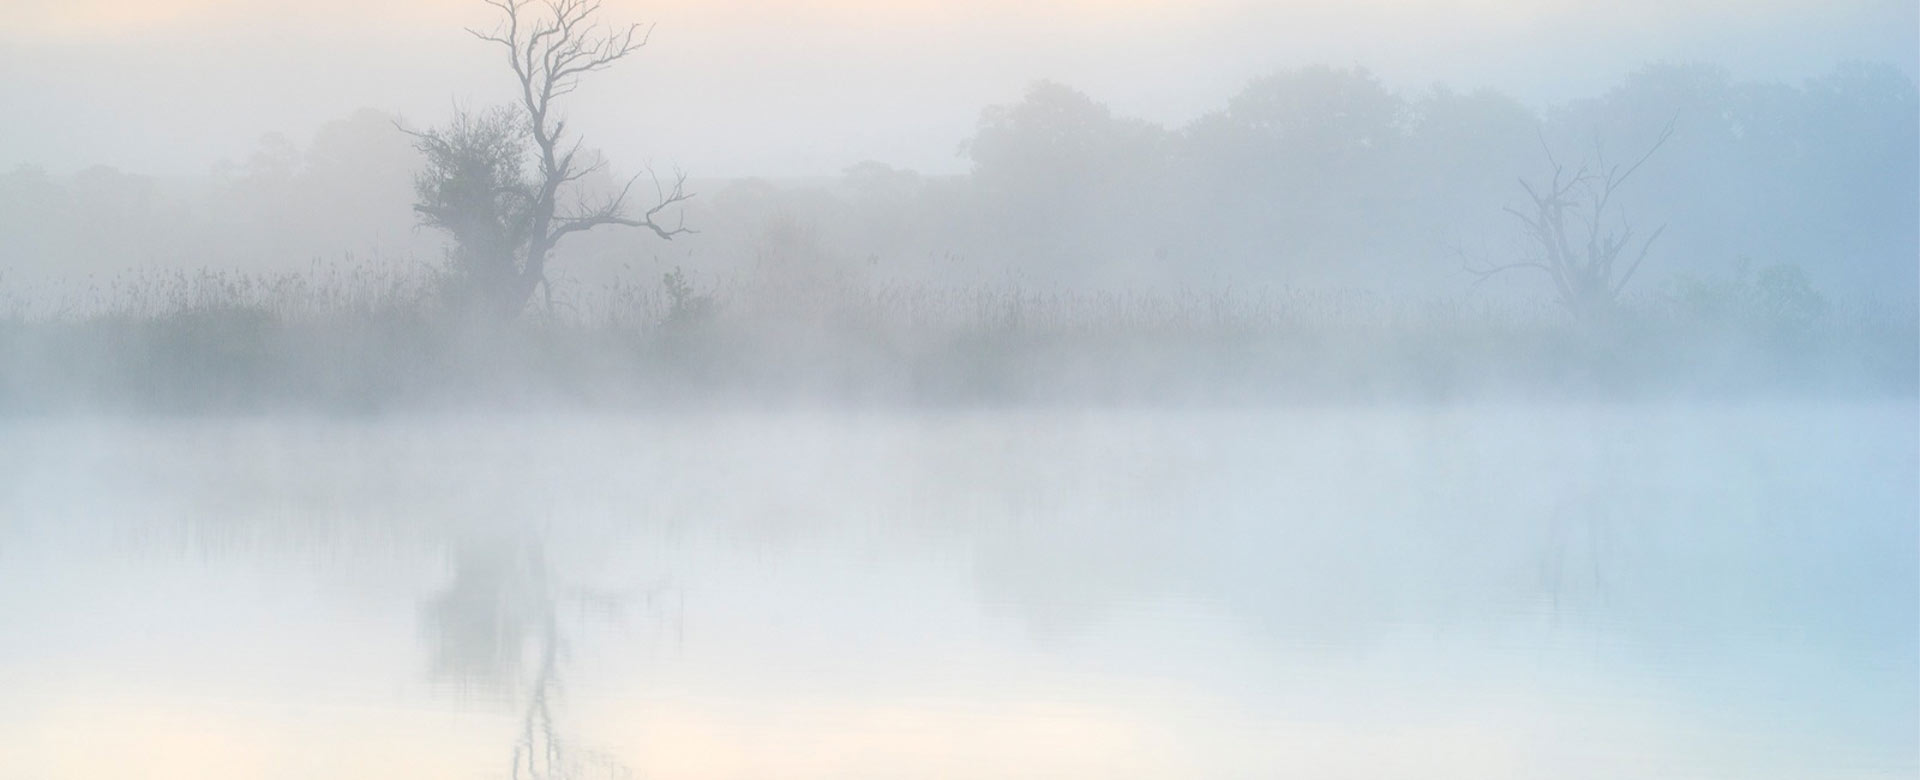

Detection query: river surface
xmin=1 ymin=401 xmax=1915 ymax=779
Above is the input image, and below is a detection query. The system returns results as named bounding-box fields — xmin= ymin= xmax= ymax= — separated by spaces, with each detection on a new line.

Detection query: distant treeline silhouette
xmin=0 ymin=60 xmax=1914 ymax=411
xmin=1 ymin=61 xmax=1912 ymax=310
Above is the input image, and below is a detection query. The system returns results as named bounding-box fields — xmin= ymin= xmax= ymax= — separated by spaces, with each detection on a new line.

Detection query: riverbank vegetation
xmin=2 ymin=260 xmax=1909 ymax=413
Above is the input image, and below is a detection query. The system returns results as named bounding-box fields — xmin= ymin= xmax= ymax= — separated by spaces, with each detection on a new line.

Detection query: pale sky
xmin=2 ymin=0 xmax=1914 ymax=177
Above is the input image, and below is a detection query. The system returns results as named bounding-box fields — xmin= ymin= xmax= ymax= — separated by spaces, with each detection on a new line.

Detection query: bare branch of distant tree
xmin=1466 ymin=117 xmax=1675 ymax=322
xmin=413 ymin=0 xmax=691 ymax=318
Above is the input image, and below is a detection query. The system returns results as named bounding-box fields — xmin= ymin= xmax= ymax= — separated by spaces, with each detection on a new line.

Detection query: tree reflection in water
xmin=422 ymin=531 xmax=660 ymax=779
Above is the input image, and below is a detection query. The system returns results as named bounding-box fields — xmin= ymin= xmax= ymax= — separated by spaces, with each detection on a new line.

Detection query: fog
xmin=1 ymin=0 xmax=1916 ymax=777
xmin=4 ymin=405 xmax=1915 ymax=777
xmin=4 ymin=0 xmax=1917 ymax=178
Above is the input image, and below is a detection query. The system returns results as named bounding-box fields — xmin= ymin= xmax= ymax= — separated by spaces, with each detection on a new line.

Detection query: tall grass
xmin=0 ymin=259 xmax=1911 ymax=413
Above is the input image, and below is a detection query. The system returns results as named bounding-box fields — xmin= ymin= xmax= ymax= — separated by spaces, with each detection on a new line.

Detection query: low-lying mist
xmin=2 ymin=56 xmax=1912 ymax=416
xmin=2 ymin=3 xmax=1915 ymax=777
xmin=1 ymin=257 xmax=1912 ymax=413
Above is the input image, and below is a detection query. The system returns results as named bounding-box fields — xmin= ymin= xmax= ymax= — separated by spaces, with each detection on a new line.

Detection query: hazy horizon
xmin=4 ymin=0 xmax=1915 ymax=179
xmin=3 ymin=3 xmax=1916 ymax=778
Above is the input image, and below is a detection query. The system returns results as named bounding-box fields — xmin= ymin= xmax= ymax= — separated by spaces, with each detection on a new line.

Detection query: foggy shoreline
xmin=2 ymin=276 xmax=1910 ymax=415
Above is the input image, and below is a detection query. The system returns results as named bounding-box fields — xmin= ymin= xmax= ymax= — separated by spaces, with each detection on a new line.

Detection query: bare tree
xmin=412 ymin=0 xmax=693 ymax=319
xmin=1469 ymin=120 xmax=1675 ymax=322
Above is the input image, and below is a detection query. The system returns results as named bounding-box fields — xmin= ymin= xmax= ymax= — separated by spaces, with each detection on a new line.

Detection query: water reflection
xmin=425 ymin=531 xmax=678 ymax=779
xmin=424 ymin=534 xmax=554 ymax=691
xmin=0 ymin=405 xmax=1912 ymax=778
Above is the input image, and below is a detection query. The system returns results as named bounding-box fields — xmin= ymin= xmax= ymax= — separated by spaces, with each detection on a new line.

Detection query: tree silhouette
xmin=1470 ymin=121 xmax=1676 ymax=322
xmin=411 ymin=0 xmax=692 ymax=319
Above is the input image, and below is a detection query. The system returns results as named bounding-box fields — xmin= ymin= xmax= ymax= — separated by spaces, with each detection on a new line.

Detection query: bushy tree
xmin=1182 ymin=67 xmax=1410 ymax=275
xmin=411 ymin=106 xmax=535 ymax=305
xmin=410 ymin=0 xmax=692 ymax=320
xmin=962 ymin=81 xmax=1174 ymax=275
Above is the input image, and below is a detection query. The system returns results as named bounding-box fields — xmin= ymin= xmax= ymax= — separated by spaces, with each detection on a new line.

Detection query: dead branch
xmin=1467 ymin=120 xmax=1676 ymax=321
xmin=430 ymin=0 xmax=691 ymax=316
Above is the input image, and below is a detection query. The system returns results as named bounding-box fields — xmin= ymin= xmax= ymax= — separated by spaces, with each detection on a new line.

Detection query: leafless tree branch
xmin=425 ymin=0 xmax=691 ymax=318
xmin=1468 ymin=122 xmax=1676 ymax=321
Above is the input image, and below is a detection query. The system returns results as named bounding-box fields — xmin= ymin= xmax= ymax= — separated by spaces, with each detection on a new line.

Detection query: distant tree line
xmin=1 ymin=61 xmax=1912 ymax=314
xmin=920 ymin=62 xmax=1915 ymax=301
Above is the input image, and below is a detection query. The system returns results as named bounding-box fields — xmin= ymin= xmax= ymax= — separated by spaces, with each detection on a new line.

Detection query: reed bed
xmin=0 ymin=260 xmax=1910 ymax=413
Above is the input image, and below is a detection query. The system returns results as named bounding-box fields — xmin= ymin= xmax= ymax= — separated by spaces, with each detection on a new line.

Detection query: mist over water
xmin=1 ymin=0 xmax=1916 ymax=777
xmin=2 ymin=403 xmax=1915 ymax=777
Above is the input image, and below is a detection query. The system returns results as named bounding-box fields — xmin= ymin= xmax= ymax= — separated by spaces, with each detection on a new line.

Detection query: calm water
xmin=2 ymin=402 xmax=1915 ymax=779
